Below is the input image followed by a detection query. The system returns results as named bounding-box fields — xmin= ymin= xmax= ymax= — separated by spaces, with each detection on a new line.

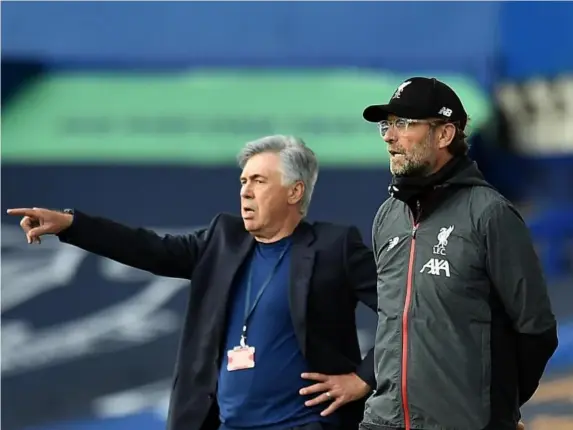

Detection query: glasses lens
xmin=395 ymin=118 xmax=409 ymax=129
xmin=378 ymin=121 xmax=389 ymax=136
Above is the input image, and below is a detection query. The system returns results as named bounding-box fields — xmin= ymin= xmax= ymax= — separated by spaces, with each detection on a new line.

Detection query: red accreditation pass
xmin=227 ymin=346 xmax=255 ymax=371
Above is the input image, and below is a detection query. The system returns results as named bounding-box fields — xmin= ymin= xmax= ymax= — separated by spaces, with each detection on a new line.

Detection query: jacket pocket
xmin=407 ymin=319 xmax=490 ymax=429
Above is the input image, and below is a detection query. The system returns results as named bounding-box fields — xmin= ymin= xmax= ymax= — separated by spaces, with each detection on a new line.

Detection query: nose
xmin=241 ymin=184 xmax=253 ymax=199
xmin=383 ymin=127 xmax=397 ymax=144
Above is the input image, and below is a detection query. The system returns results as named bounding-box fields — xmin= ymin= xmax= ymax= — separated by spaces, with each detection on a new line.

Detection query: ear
xmin=287 ymin=181 xmax=305 ymax=205
xmin=437 ymin=123 xmax=456 ymax=149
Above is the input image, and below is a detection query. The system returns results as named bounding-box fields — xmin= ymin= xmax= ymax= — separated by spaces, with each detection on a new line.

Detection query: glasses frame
xmin=378 ymin=118 xmax=445 ymax=137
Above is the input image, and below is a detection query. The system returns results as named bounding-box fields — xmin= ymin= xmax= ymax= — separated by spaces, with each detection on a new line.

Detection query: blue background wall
xmin=1 ymin=2 xmax=499 ymax=84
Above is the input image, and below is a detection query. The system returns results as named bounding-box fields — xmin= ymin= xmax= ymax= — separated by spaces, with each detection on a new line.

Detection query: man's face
xmin=383 ymin=115 xmax=439 ymax=177
xmin=240 ymin=152 xmax=293 ymax=234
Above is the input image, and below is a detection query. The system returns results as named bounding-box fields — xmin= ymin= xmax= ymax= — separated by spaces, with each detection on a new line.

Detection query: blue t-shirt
xmin=217 ymin=237 xmax=333 ymax=429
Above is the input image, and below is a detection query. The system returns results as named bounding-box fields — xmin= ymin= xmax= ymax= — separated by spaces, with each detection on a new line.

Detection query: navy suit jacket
xmin=58 ymin=211 xmax=378 ymax=430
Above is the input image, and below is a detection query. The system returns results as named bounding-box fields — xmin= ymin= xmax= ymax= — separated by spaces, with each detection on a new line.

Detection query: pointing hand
xmin=6 ymin=208 xmax=73 ymax=244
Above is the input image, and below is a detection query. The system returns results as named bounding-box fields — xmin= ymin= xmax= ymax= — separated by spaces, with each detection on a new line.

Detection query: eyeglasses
xmin=378 ymin=118 xmax=443 ymax=137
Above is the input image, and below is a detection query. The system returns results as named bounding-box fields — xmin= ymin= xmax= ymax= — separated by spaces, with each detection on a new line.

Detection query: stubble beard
xmin=390 ymin=132 xmax=435 ymax=177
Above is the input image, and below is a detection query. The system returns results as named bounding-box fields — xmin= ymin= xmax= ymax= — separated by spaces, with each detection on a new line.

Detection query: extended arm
xmin=57 ymin=210 xmax=219 ymax=279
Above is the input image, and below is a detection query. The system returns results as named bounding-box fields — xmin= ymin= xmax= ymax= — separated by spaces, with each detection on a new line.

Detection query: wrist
xmin=353 ymin=372 xmax=370 ymax=391
xmin=61 ymin=208 xmax=75 ymax=230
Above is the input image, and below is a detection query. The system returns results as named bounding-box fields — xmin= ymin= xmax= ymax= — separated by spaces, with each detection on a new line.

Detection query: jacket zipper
xmin=402 ymin=201 xmax=420 ymax=430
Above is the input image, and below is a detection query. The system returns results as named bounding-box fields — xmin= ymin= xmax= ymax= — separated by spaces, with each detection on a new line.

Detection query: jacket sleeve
xmin=344 ymin=226 xmax=378 ymax=390
xmin=57 ymin=210 xmax=218 ymax=280
xmin=482 ymin=201 xmax=559 ymax=405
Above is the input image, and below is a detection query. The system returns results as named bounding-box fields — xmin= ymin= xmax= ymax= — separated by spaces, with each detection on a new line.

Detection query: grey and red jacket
xmin=362 ymin=160 xmax=558 ymax=430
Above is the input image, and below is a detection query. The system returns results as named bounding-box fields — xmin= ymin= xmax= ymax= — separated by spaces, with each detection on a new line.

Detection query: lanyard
xmin=240 ymin=244 xmax=290 ymax=347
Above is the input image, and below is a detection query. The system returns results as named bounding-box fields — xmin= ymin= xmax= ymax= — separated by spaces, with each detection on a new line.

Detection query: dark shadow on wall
xmin=1 ymin=59 xmax=45 ymax=106
xmin=468 ymin=104 xmax=520 ymax=202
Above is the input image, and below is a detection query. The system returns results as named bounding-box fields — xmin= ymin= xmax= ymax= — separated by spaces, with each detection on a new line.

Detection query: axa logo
xmin=420 ymin=258 xmax=451 ymax=277
xmin=433 ymin=225 xmax=454 ymax=256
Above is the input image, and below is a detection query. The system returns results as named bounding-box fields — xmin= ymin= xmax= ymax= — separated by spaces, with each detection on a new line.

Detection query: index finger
xmin=6 ymin=208 xmax=37 ymax=217
xmin=301 ymin=372 xmax=329 ymax=382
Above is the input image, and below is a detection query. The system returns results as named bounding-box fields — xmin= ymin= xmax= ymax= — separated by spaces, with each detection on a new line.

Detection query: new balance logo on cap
xmin=438 ymin=107 xmax=453 ymax=117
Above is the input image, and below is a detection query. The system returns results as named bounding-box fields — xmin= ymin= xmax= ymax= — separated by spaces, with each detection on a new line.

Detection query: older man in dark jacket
xmin=8 ymin=135 xmax=378 ymax=430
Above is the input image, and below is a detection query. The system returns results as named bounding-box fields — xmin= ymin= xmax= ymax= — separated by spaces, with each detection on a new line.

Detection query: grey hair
xmin=237 ymin=135 xmax=319 ymax=216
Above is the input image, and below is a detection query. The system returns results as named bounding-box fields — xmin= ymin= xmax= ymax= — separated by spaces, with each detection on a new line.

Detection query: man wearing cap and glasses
xmin=359 ymin=77 xmax=557 ymax=430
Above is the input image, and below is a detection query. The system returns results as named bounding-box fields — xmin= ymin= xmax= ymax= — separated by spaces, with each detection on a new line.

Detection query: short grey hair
xmin=237 ymin=135 xmax=319 ymax=216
